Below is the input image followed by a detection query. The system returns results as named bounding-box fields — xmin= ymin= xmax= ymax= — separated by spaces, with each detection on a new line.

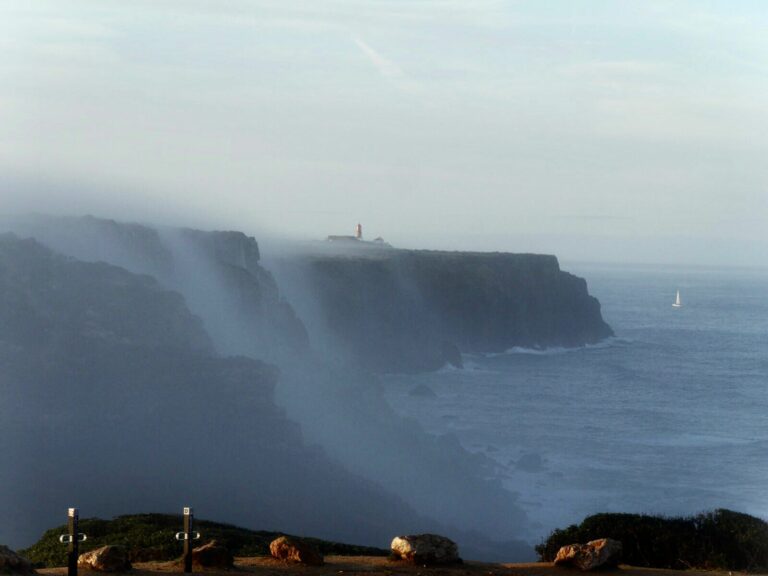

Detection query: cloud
xmin=352 ymin=35 xmax=404 ymax=79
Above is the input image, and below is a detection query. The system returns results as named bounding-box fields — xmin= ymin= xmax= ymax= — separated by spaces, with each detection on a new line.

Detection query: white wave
xmin=481 ymin=336 xmax=632 ymax=357
xmin=437 ymin=359 xmax=497 ymax=373
xmin=437 ymin=362 xmax=464 ymax=373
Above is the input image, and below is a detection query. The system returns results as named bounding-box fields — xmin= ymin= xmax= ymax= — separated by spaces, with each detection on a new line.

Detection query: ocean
xmin=381 ymin=262 xmax=768 ymax=545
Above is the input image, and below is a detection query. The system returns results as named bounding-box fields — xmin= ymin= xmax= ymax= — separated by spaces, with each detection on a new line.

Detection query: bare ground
xmin=36 ymin=556 xmax=766 ymax=576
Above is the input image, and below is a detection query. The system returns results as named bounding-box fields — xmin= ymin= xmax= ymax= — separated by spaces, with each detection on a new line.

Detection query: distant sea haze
xmin=383 ymin=263 xmax=768 ymax=543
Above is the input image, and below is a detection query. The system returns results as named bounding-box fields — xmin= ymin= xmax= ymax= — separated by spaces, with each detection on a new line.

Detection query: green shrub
xmin=535 ymin=509 xmax=768 ymax=571
xmin=21 ymin=513 xmax=388 ymax=568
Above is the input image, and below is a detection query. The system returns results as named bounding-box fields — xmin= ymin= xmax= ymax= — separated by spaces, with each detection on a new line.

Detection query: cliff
xmin=0 ymin=234 xmax=421 ymax=550
xmin=272 ymin=246 xmax=613 ymax=373
xmin=0 ymin=215 xmax=614 ymax=559
xmin=0 ymin=229 xmax=534 ymax=561
xmin=0 ymin=215 xmax=309 ymax=363
xmin=4 ymin=216 xmax=612 ymax=373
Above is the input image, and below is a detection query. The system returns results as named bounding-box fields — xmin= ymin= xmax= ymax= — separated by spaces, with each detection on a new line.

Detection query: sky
xmin=1 ymin=0 xmax=767 ymax=266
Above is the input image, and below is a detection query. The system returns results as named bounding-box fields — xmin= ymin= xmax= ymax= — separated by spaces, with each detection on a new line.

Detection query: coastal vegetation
xmin=536 ymin=509 xmax=768 ymax=571
xmin=21 ymin=514 xmax=388 ymax=568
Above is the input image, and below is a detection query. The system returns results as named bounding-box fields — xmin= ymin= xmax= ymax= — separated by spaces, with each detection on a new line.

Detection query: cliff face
xmin=0 ymin=233 xmax=211 ymax=355
xmin=0 ymin=234 xmax=420 ymax=549
xmin=275 ymin=247 xmax=613 ymax=373
xmin=0 ymin=215 xmax=611 ymax=559
xmin=159 ymin=227 xmax=309 ymax=361
xmin=1 ymin=215 xmax=309 ymax=363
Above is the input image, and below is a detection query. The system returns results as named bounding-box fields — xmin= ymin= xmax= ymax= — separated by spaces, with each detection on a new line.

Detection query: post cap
xmin=68 ymin=508 xmax=77 ymax=517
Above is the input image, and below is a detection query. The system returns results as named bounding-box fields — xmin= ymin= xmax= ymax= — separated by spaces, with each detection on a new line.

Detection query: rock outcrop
xmin=390 ymin=534 xmax=460 ymax=565
xmin=77 ymin=546 xmax=132 ymax=572
xmin=0 ymin=546 xmax=35 ymax=575
xmin=554 ymin=538 xmax=622 ymax=571
xmin=269 ymin=536 xmax=324 ymax=566
xmin=191 ymin=541 xmax=233 ymax=568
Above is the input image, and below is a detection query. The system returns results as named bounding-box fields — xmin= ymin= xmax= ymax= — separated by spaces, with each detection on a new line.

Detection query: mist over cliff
xmin=0 ymin=215 xmax=612 ymax=560
xmin=0 ymin=233 xmax=429 ymax=548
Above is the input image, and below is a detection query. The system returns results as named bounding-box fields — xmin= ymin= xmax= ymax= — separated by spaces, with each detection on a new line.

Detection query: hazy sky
xmin=2 ymin=1 xmax=767 ymax=265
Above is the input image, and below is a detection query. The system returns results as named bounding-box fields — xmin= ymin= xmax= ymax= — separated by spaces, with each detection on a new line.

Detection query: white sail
xmin=672 ymin=290 xmax=682 ymax=307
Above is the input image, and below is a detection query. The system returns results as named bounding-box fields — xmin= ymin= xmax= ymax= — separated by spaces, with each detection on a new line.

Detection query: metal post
xmin=183 ymin=507 xmax=193 ymax=573
xmin=59 ymin=508 xmax=88 ymax=576
xmin=68 ymin=508 xmax=78 ymax=576
xmin=175 ymin=507 xmax=200 ymax=573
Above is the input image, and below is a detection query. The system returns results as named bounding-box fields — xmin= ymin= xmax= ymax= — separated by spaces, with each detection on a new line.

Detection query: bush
xmin=535 ymin=509 xmax=768 ymax=571
xmin=21 ymin=513 xmax=388 ymax=568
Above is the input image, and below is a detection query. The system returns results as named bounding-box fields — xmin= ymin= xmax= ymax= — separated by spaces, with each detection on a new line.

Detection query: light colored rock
xmin=269 ymin=536 xmax=324 ymax=566
xmin=554 ymin=538 xmax=622 ymax=571
xmin=191 ymin=540 xmax=233 ymax=568
xmin=390 ymin=534 xmax=460 ymax=565
xmin=77 ymin=546 xmax=131 ymax=572
xmin=0 ymin=546 xmax=35 ymax=575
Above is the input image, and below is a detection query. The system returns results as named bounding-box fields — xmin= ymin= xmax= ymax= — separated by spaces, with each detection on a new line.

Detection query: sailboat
xmin=672 ymin=290 xmax=682 ymax=308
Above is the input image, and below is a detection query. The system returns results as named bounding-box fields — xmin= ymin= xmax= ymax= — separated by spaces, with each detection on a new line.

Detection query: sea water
xmin=381 ymin=263 xmax=768 ymax=544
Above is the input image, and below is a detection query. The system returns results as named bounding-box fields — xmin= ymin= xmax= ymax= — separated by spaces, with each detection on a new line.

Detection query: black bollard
xmin=59 ymin=508 xmax=87 ymax=576
xmin=175 ymin=507 xmax=200 ymax=573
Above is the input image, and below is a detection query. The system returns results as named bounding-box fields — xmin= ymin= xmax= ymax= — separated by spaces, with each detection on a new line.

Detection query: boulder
xmin=0 ymin=546 xmax=35 ymax=575
xmin=77 ymin=546 xmax=132 ymax=572
xmin=390 ymin=534 xmax=460 ymax=565
xmin=269 ymin=536 xmax=324 ymax=566
xmin=191 ymin=540 xmax=233 ymax=568
xmin=554 ymin=538 xmax=622 ymax=571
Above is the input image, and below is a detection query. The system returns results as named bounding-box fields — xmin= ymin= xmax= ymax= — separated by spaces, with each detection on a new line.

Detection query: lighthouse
xmin=355 ymin=223 xmax=362 ymax=240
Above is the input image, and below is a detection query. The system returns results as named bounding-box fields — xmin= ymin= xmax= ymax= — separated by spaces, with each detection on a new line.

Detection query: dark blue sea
xmin=382 ymin=263 xmax=768 ymax=544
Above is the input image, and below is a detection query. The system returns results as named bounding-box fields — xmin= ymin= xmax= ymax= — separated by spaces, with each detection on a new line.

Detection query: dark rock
xmin=554 ymin=538 xmax=622 ymax=571
xmin=390 ymin=534 xmax=460 ymax=564
xmin=192 ymin=540 xmax=233 ymax=568
xmin=77 ymin=546 xmax=132 ymax=572
xmin=0 ymin=546 xmax=35 ymax=575
xmin=269 ymin=536 xmax=324 ymax=566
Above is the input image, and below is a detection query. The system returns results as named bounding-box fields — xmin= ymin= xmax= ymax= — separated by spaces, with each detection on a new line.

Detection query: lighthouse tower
xmin=355 ymin=223 xmax=363 ymax=240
